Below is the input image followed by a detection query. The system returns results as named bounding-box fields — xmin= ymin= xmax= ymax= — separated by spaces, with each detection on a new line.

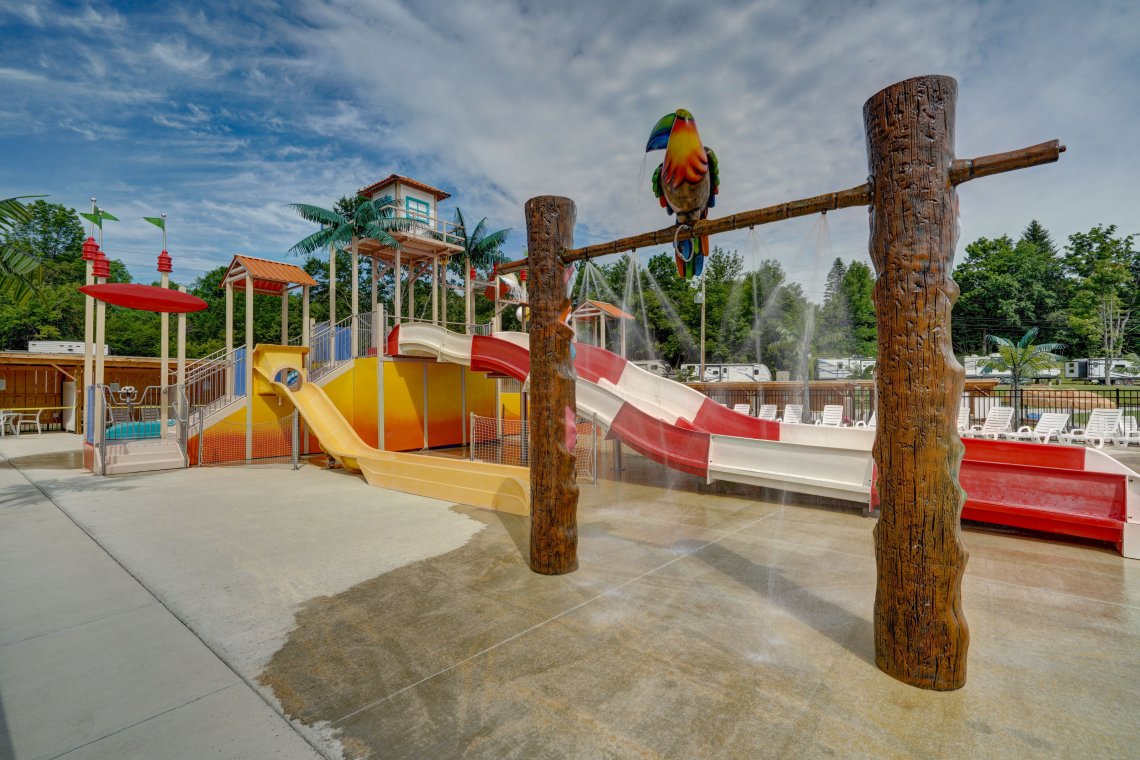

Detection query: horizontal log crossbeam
xmin=497 ymin=140 xmax=1063 ymax=275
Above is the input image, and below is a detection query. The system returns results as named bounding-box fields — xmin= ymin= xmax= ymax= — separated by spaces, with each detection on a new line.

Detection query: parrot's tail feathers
xmin=675 ymin=253 xmax=685 ymax=278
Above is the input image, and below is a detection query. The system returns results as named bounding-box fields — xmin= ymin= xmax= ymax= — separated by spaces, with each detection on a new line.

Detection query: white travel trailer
xmin=815 ymin=357 xmax=876 ymax=380
xmin=680 ymin=363 xmax=772 ymax=382
xmin=965 ymin=353 xmax=1061 ymax=382
xmin=631 ymin=359 xmax=670 ymax=377
xmin=1067 ymin=357 xmax=1137 ymax=385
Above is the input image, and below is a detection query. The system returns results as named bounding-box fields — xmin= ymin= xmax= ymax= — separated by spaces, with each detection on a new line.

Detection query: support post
xmin=329 ymin=242 xmax=337 ymax=329
xmin=302 ymin=285 xmax=311 ymax=372
xmin=525 ymin=196 xmax=579 ymax=575
xmin=408 ymin=261 xmax=416 ymax=320
xmin=160 ymin=272 xmax=169 ymax=433
xmin=865 ymin=74 xmax=968 ymax=690
xmin=394 ymin=249 xmax=403 ymax=325
xmin=377 ymin=304 xmax=385 ymax=450
xmin=177 ymin=287 xmax=187 ymax=388
xmin=432 ymin=257 xmax=439 ymax=325
xmin=281 ymin=286 xmax=289 ymax=344
xmin=351 ymin=237 xmax=359 ymax=351
xmin=225 ymin=280 xmax=234 ymax=396
xmin=245 ymin=274 xmax=254 ymax=461
xmin=465 ymin=265 xmax=473 ymax=327
xmin=82 ymin=259 xmax=94 ymax=433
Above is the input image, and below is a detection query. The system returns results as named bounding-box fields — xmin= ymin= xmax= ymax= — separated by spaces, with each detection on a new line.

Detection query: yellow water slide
xmin=251 ymin=345 xmax=530 ymax=515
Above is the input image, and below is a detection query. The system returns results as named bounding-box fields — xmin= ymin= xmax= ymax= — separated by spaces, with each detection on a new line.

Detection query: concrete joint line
xmin=4 ymin=458 xmax=334 ymax=760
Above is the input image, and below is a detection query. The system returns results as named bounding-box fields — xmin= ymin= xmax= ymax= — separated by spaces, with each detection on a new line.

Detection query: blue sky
xmin=2 ymin=0 xmax=1137 ymax=299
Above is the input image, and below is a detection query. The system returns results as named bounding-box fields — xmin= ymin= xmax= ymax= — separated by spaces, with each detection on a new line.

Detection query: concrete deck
xmin=2 ymin=434 xmax=1138 ymax=759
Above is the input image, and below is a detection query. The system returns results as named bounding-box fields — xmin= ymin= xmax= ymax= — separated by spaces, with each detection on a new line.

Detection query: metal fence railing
xmin=183 ymin=345 xmax=245 ymax=423
xmin=469 ymin=413 xmax=608 ymax=483
xmin=95 ymin=383 xmax=190 ymax=474
xmin=692 ymin=383 xmax=877 ymax=425
xmin=690 ymin=382 xmax=1140 ymax=431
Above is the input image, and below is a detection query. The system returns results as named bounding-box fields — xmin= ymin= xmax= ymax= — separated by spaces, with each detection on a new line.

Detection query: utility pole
xmin=698 ymin=271 xmax=707 ymax=382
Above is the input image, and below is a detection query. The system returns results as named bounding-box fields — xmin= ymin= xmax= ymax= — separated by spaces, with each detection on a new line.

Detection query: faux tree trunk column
xmin=864 ymin=75 xmax=969 ymax=690
xmin=525 ymin=195 xmax=580 ymax=575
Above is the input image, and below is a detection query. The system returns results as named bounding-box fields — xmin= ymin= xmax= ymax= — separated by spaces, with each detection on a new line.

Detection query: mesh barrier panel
xmin=469 ymin=414 xmax=610 ymax=482
xmin=199 ymin=413 xmax=295 ymax=466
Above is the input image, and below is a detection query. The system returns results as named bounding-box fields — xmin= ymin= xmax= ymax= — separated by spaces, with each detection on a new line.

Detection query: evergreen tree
xmin=1020 ymin=219 xmax=1056 ymax=256
xmin=814 ymin=258 xmax=851 ymax=355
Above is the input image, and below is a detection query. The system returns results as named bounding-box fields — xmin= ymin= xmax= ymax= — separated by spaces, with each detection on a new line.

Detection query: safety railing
xmin=95 ymin=383 xmax=189 ymax=474
xmin=374 ymin=202 xmax=463 ymax=247
xmin=184 ymin=344 xmax=246 ymax=424
xmin=468 ymin=413 xmax=607 ymax=483
xmin=381 ymin=312 xmax=492 ymax=339
xmin=309 ymin=314 xmax=365 ymax=382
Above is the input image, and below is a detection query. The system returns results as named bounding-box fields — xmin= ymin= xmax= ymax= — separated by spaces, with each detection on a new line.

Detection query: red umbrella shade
xmin=78 ymin=283 xmax=208 ymax=313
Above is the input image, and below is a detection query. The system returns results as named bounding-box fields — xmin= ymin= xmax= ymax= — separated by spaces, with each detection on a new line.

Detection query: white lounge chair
xmin=733 ymin=403 xmax=752 ymax=416
xmin=1059 ymin=409 xmax=1122 ymax=449
xmin=956 ymin=405 xmax=970 ymax=434
xmin=855 ymin=411 xmax=877 ymax=429
xmin=1006 ymin=412 xmax=1069 ymax=444
xmin=963 ymin=406 xmax=1014 ymax=439
xmin=13 ymin=409 xmax=44 ymax=436
xmin=815 ymin=405 xmax=844 ymax=427
xmin=780 ymin=404 xmax=803 ymax=424
xmin=757 ymin=404 xmax=778 ymax=421
xmin=1112 ymin=415 xmax=1140 ymax=447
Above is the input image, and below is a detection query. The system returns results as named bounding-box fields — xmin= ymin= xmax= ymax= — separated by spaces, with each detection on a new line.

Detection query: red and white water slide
xmin=388 ymin=323 xmax=1139 ymax=557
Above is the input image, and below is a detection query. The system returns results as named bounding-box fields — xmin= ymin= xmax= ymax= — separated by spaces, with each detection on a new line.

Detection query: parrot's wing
xmin=652 ymin=163 xmax=674 ymax=214
xmin=706 ymin=147 xmax=719 ymax=208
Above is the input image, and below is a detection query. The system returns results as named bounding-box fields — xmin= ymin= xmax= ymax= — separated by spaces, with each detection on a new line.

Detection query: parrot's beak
xmin=646 ymin=113 xmax=676 ymax=152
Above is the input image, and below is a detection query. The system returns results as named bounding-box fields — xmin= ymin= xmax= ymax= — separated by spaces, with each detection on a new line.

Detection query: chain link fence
xmin=469 ymin=413 xmax=610 ymax=483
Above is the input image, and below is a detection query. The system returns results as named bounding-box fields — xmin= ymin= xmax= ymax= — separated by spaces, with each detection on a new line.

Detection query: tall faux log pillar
xmin=526 ymin=196 xmax=579 ymax=575
xmin=864 ymin=75 xmax=969 ymax=690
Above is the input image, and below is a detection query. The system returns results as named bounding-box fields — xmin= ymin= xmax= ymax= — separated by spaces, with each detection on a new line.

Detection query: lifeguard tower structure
xmin=354 ymin=175 xmax=465 ymax=327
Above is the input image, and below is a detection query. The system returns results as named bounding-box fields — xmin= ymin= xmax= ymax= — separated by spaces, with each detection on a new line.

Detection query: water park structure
xmin=70 ymin=76 xmax=1138 ymax=699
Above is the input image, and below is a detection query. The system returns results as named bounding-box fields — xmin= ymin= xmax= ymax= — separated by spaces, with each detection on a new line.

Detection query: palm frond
xmin=288 ymin=226 xmax=338 ymax=257
xmin=0 ymin=239 xmax=43 ymax=304
xmin=286 ymin=203 xmax=345 ymax=227
xmin=0 ymin=196 xmax=44 ymax=229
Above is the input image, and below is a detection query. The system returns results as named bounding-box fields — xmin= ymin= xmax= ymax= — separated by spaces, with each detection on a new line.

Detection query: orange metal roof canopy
xmin=221 ymin=254 xmax=317 ymax=296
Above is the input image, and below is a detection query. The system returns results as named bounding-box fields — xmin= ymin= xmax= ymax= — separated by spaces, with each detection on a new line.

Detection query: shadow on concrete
xmin=694 ymin=541 xmax=875 ymax=667
xmin=494 ymin=509 xmax=530 ymax=562
xmin=0 ymin=682 xmax=14 ymax=760
xmin=3 ymin=449 xmax=85 ymax=471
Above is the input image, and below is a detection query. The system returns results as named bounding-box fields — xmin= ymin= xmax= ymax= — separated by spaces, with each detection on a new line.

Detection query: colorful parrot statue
xmin=646 ymin=109 xmax=719 ymax=279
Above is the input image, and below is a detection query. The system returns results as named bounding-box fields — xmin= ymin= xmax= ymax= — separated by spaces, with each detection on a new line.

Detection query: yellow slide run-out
xmin=252 ymin=345 xmax=530 ymax=515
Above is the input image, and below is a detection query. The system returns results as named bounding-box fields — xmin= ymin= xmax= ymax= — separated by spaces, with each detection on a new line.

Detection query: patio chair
xmin=854 ymin=411 xmax=877 ymax=429
xmin=1112 ymin=415 xmax=1140 ymax=447
xmin=1005 ymin=412 xmax=1069 ymax=444
xmin=814 ymin=405 xmax=844 ymax=427
xmin=1059 ymin=409 xmax=1122 ymax=449
xmin=732 ymin=403 xmax=752 ymax=416
xmin=956 ymin=405 xmax=970 ymax=434
xmin=780 ymin=404 xmax=803 ymax=424
xmin=14 ymin=409 xmax=44 ymax=436
xmin=0 ymin=410 xmax=18 ymax=437
xmin=757 ymin=404 xmax=778 ymax=421
xmin=962 ymin=406 xmax=1014 ymax=439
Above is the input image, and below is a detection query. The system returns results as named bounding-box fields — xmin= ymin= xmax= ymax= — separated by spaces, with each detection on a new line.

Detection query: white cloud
xmin=1 ymin=0 xmax=1137 ymax=294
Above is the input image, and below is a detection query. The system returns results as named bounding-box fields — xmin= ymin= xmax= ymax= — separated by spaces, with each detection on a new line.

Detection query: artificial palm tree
xmin=981 ymin=327 xmax=1064 ymax=425
xmin=451 ymin=208 xmax=510 ymax=324
xmin=0 ymin=196 xmax=43 ymax=304
xmin=287 ymin=195 xmax=410 ymax=326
